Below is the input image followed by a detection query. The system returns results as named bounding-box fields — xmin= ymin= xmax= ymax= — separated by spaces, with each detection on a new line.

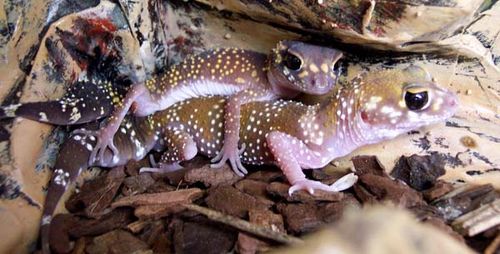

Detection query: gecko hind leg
xmin=266 ymin=131 xmax=358 ymax=195
xmin=74 ymin=83 xmax=148 ymax=164
xmin=140 ymin=129 xmax=197 ymax=174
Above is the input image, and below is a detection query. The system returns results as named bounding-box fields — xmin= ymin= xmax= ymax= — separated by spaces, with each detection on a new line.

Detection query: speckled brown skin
xmin=40 ymin=66 xmax=458 ymax=253
xmin=90 ymin=41 xmax=343 ymax=176
xmin=1 ymin=41 xmax=343 ymax=177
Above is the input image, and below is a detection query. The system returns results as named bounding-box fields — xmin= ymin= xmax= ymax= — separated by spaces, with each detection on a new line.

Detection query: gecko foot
xmin=211 ymin=143 xmax=247 ymax=176
xmin=140 ymin=155 xmax=184 ymax=173
xmin=140 ymin=163 xmax=184 ymax=173
xmin=73 ymin=128 xmax=119 ymax=164
xmin=288 ymin=173 xmax=358 ymax=195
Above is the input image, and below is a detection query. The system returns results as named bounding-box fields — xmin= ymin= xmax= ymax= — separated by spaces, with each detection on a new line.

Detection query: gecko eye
xmin=405 ymin=90 xmax=429 ymax=111
xmin=283 ymin=52 xmax=302 ymax=71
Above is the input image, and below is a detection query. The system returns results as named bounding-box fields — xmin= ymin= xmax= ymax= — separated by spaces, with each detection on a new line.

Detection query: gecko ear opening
xmin=403 ymin=65 xmax=432 ymax=81
xmin=360 ymin=110 xmax=370 ymax=123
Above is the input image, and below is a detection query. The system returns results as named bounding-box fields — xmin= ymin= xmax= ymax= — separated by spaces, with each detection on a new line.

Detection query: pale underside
xmin=0 ymin=1 xmax=499 ymax=253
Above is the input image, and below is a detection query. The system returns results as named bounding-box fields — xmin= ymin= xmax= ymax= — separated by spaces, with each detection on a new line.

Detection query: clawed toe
xmin=73 ymin=128 xmax=119 ymax=164
xmin=140 ymin=162 xmax=183 ymax=174
xmin=330 ymin=173 xmax=358 ymax=192
xmin=210 ymin=143 xmax=247 ymax=176
xmin=288 ymin=173 xmax=357 ymax=196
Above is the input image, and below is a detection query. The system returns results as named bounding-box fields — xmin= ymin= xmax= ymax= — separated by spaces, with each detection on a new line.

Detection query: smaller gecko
xmin=39 ymin=65 xmax=458 ymax=253
xmin=0 ymin=40 xmax=343 ymax=176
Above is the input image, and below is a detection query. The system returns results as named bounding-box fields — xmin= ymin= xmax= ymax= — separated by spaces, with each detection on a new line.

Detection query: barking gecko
xmin=0 ymin=40 xmax=343 ymax=176
xmin=40 ymin=65 xmax=457 ymax=253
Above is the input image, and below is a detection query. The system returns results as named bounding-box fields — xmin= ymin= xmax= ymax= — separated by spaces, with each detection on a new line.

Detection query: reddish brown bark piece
xmin=249 ymin=209 xmax=286 ymax=233
xmin=49 ymin=214 xmax=80 ymax=254
xmin=124 ymin=156 xmax=151 ymax=176
xmin=351 ymin=155 xmax=388 ymax=176
xmin=85 ymin=230 xmax=150 ymax=253
xmin=145 ymin=180 xmax=177 ymax=193
xmin=137 ymin=221 xmax=166 ymax=247
xmin=134 ymin=204 xmax=185 ymax=220
xmin=173 ymin=218 xmax=237 ymax=254
xmin=278 ymin=194 xmax=360 ymax=234
xmin=69 ymin=208 xmax=134 ymax=238
xmin=151 ymin=233 xmax=171 ymax=254
xmin=245 ymin=170 xmax=284 ymax=183
xmin=71 ymin=238 xmax=87 ymax=254
xmin=65 ymin=166 xmax=125 ymax=218
xmin=235 ymin=179 xmax=271 ymax=201
xmin=237 ymin=233 xmax=272 ymax=254
xmin=237 ymin=208 xmax=286 ymax=253
xmin=122 ymin=174 xmax=156 ymax=196
xmin=205 ymin=185 xmax=273 ymax=218
xmin=266 ymin=182 xmax=344 ymax=202
xmin=310 ymin=168 xmax=332 ymax=180
xmin=127 ymin=220 xmax=150 ymax=234
xmin=184 ymin=163 xmax=242 ymax=187
xmin=391 ymin=153 xmax=446 ymax=191
xmin=355 ymin=174 xmax=426 ymax=207
xmin=422 ymin=180 xmax=455 ymax=201
xmin=111 ymin=188 xmax=203 ymax=208
xmin=159 ymin=156 xmax=210 ymax=186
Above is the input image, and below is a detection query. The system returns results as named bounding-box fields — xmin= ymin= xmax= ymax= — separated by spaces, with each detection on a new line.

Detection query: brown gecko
xmin=39 ymin=65 xmax=458 ymax=253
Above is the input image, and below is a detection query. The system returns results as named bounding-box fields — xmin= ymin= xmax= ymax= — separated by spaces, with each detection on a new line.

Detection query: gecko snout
xmin=308 ymin=75 xmax=332 ymax=94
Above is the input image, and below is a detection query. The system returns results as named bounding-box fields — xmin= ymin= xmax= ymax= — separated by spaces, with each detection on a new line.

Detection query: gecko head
xmin=356 ymin=66 xmax=458 ymax=141
xmin=268 ymin=40 xmax=343 ymax=95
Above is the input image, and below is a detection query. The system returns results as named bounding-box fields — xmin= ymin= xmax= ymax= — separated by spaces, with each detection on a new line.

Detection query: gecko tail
xmin=0 ymin=103 xmax=20 ymax=120
xmin=0 ymin=99 xmax=113 ymax=125
xmin=0 ymin=77 xmax=120 ymax=125
xmin=40 ymin=135 xmax=91 ymax=254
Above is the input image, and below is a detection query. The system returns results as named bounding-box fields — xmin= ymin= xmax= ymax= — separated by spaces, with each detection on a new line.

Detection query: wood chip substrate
xmin=41 ymin=155 xmax=499 ymax=253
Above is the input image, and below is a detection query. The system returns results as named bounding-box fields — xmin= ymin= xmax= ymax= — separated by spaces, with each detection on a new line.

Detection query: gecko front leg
xmin=74 ymin=83 xmax=149 ymax=164
xmin=266 ymin=131 xmax=358 ymax=195
xmin=211 ymin=89 xmax=278 ymax=176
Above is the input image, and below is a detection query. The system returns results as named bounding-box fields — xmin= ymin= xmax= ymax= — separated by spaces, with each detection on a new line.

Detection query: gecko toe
xmin=289 ymin=178 xmax=350 ymax=196
xmin=149 ymin=154 xmax=158 ymax=167
xmin=210 ymin=149 xmax=224 ymax=164
xmin=238 ymin=143 xmax=246 ymax=154
xmin=236 ymin=159 xmax=247 ymax=175
xmin=329 ymin=173 xmax=358 ymax=192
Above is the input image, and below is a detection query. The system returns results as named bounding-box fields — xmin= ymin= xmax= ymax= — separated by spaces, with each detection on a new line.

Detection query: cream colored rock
xmin=272 ymin=205 xmax=474 ymax=254
xmin=0 ymin=0 xmax=499 ymax=253
xmin=194 ymin=0 xmax=486 ymax=54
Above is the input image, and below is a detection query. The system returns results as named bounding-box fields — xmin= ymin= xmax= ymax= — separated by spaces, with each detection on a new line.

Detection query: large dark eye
xmin=283 ymin=52 xmax=302 ymax=71
xmin=405 ymin=90 xmax=429 ymax=111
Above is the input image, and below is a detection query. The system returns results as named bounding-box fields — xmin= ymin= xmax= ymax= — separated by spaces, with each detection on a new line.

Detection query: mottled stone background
xmin=0 ymin=0 xmax=498 ymax=252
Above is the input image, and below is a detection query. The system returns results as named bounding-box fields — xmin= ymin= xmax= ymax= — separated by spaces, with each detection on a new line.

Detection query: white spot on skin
xmin=38 ymin=112 xmax=48 ymax=122
xmin=380 ymin=106 xmax=395 ymax=114
xmin=53 ymin=169 xmax=70 ymax=186
xmin=365 ymin=96 xmax=382 ymax=110
xmin=69 ymin=107 xmax=81 ymax=124
xmin=3 ymin=104 xmax=21 ymax=117
xmin=85 ymin=144 xmax=93 ymax=151
xmin=41 ymin=215 xmax=52 ymax=225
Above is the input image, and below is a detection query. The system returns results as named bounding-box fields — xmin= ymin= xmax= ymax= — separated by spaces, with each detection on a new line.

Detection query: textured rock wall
xmin=0 ymin=0 xmax=498 ymax=252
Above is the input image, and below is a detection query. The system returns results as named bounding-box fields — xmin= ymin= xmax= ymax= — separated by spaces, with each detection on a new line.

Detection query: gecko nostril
xmin=311 ymin=79 xmax=317 ymax=87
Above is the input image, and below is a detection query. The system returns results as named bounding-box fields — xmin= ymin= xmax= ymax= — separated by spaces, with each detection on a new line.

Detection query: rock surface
xmin=0 ymin=0 xmax=498 ymax=252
